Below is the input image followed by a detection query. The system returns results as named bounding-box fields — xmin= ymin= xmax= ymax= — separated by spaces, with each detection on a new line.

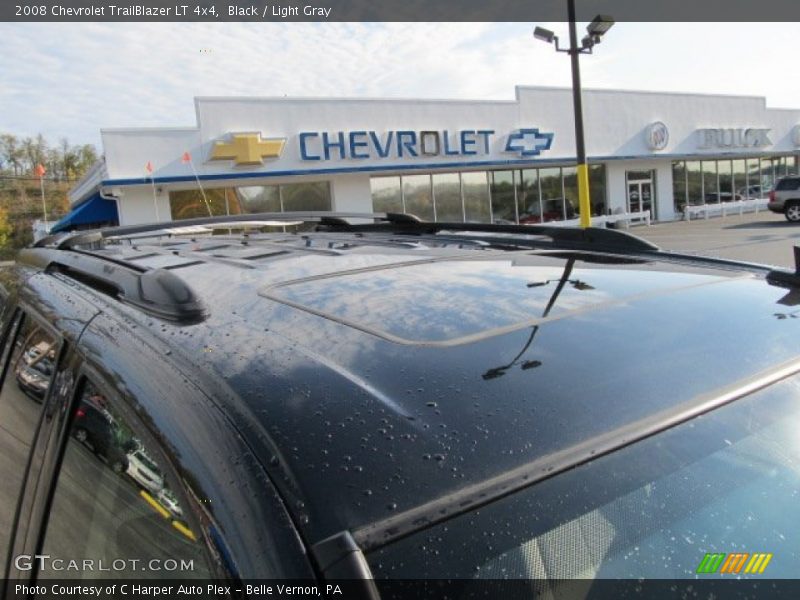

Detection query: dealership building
xmin=56 ymin=86 xmax=800 ymax=232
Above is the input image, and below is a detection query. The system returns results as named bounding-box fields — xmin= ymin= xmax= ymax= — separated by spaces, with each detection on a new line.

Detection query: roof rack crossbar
xmin=18 ymin=248 xmax=208 ymax=324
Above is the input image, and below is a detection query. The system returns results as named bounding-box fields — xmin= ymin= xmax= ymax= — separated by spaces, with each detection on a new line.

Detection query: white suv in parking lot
xmin=126 ymin=448 xmax=164 ymax=494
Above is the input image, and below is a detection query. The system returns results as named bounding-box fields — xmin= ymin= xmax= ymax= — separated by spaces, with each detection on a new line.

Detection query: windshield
xmin=775 ymin=178 xmax=800 ymax=191
xmin=134 ymin=451 xmax=160 ymax=473
xmin=367 ymin=375 xmax=800 ymax=584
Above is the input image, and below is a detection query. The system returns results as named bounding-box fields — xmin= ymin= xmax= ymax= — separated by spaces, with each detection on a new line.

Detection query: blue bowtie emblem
xmin=505 ymin=129 xmax=554 ymax=157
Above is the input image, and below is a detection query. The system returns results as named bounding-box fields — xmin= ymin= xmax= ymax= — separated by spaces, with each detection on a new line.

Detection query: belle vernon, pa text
xmin=17 ymin=584 xmax=344 ymax=597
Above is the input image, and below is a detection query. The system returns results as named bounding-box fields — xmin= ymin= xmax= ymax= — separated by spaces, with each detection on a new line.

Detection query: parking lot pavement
xmin=628 ymin=211 xmax=800 ymax=270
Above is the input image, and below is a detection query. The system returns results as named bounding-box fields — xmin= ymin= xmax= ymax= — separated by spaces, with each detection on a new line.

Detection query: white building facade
xmin=59 ymin=86 xmax=800 ymax=232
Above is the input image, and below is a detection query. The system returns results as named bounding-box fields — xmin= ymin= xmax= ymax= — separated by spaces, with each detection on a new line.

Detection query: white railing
xmin=546 ymin=210 xmax=651 ymax=228
xmin=684 ymin=198 xmax=769 ymax=221
xmin=601 ymin=209 xmax=652 ymax=227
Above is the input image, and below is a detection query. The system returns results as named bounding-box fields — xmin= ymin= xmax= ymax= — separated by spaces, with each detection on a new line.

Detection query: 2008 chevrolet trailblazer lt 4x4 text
xmin=1 ymin=212 xmax=800 ymax=598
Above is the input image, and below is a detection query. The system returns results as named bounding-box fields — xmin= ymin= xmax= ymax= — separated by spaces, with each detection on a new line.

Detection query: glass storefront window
xmin=701 ymin=161 xmax=718 ymax=203
xmin=731 ymin=160 xmax=746 ymax=200
xmin=281 ymin=182 xmax=332 ymax=212
xmin=672 ymin=161 xmax=687 ymax=213
xmin=538 ymin=168 xmax=564 ymax=222
xmin=236 ymin=186 xmax=281 ymax=213
xmin=170 ymin=182 xmax=331 ymax=221
xmin=718 ymin=160 xmax=733 ymax=202
xmin=589 ymin=164 xmax=607 ymax=216
xmin=462 ymin=171 xmax=491 ymax=223
xmin=370 ymin=176 xmax=403 ymax=213
xmin=432 ymin=173 xmax=463 ymax=222
xmin=369 ymin=165 xmax=607 ymax=226
xmin=777 ymin=157 xmax=788 ymax=178
xmin=790 ymin=156 xmax=800 ymax=176
xmin=169 ymin=188 xmax=234 ymax=220
xmin=403 ymin=174 xmax=434 ymax=221
xmin=490 ymin=171 xmax=517 ymax=224
xmin=746 ymin=158 xmax=762 ymax=198
xmin=562 ymin=166 xmax=578 ymax=221
xmin=761 ymin=158 xmax=775 ymax=192
xmin=673 ymin=156 xmax=796 ymax=207
xmin=517 ymin=170 xmax=540 ymax=223
xmin=686 ymin=161 xmax=702 ymax=205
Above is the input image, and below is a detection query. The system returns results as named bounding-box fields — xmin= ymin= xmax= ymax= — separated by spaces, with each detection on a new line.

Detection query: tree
xmin=21 ymin=134 xmax=47 ymax=174
xmin=0 ymin=207 xmax=12 ymax=249
xmin=0 ymin=134 xmax=22 ymax=176
xmin=46 ymin=147 xmax=61 ymax=181
xmin=0 ymin=132 xmax=98 ymax=181
xmin=59 ymin=137 xmax=80 ymax=180
xmin=75 ymin=144 xmax=98 ymax=174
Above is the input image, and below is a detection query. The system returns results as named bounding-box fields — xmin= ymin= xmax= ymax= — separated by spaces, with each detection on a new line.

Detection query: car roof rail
xmin=317 ymin=217 xmax=662 ymax=254
xmin=34 ymin=212 xmax=658 ymax=254
xmin=35 ymin=212 xmax=404 ymax=250
xmin=17 ymin=247 xmax=208 ymax=324
xmin=767 ymin=245 xmax=800 ymax=290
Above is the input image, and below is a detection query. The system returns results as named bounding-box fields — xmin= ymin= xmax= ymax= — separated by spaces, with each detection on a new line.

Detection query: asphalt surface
xmin=628 ymin=211 xmax=800 ymax=270
xmin=0 ymin=377 xmax=41 ymax=564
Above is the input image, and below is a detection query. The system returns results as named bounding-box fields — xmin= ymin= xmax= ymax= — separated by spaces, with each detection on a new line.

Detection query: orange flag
xmin=145 ymin=161 xmax=153 ymax=173
xmin=181 ymin=151 xmax=191 ymax=164
xmin=34 ymin=164 xmax=46 ymax=178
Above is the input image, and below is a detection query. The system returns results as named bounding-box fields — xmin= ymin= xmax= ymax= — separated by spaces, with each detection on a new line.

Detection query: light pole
xmin=534 ymin=8 xmax=614 ymax=228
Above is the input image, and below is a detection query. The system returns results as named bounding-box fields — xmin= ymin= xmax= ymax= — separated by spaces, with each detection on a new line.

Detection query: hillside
xmin=0 ymin=176 xmax=72 ymax=259
xmin=0 ymin=132 xmax=99 ymax=258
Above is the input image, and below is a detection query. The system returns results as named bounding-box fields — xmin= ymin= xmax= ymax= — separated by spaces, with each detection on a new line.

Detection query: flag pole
xmin=36 ymin=164 xmax=48 ymax=230
xmin=151 ymin=177 xmax=160 ymax=221
xmin=40 ymin=177 xmax=48 ymax=229
xmin=183 ymin=152 xmax=212 ymax=217
xmin=146 ymin=161 xmax=160 ymax=222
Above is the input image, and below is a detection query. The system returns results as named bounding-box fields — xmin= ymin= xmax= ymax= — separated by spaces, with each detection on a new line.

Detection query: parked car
xmin=705 ymin=192 xmax=743 ymax=203
xmin=72 ymin=397 xmax=131 ymax=473
xmin=2 ymin=212 xmax=800 ymax=591
xmin=768 ymin=175 xmax=800 ymax=221
xmin=13 ymin=340 xmax=55 ymax=401
xmin=519 ymin=197 xmax=576 ymax=223
xmin=157 ymin=488 xmax=184 ymax=519
xmin=737 ymin=184 xmax=767 ymax=199
xmin=126 ymin=448 xmax=165 ymax=494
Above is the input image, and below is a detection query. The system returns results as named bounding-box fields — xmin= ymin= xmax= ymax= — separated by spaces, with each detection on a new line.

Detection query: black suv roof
xmin=18 ymin=213 xmax=800 ymax=551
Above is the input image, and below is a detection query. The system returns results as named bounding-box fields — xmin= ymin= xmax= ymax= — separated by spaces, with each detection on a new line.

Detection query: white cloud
xmin=0 ymin=22 xmax=798 ymax=149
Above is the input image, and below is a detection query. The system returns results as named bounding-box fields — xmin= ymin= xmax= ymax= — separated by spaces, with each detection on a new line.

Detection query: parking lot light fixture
xmin=587 ymin=15 xmax=615 ymax=38
xmin=533 ymin=3 xmax=614 ymax=228
xmin=533 ymin=26 xmax=556 ymax=44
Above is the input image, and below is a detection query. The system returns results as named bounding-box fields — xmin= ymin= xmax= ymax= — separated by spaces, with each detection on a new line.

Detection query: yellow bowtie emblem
xmin=209 ymin=133 xmax=286 ymax=166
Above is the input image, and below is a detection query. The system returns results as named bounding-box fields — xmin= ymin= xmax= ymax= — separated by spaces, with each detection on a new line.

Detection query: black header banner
xmin=4 ymin=0 xmax=800 ymax=22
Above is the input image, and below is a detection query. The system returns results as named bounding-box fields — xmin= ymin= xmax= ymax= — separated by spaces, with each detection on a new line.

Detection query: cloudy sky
xmin=2 ymin=22 xmax=799 ymax=149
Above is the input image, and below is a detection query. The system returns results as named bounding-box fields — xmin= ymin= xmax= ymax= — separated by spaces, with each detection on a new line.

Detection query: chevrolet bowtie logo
xmin=505 ymin=128 xmax=554 ymax=157
xmin=209 ymin=132 xmax=286 ymax=166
